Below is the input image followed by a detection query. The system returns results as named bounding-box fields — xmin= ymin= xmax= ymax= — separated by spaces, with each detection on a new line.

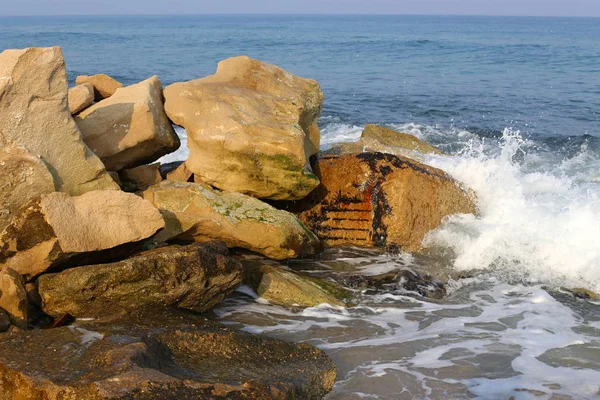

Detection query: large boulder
xmin=142 ymin=181 xmax=321 ymax=260
xmin=287 ymin=153 xmax=477 ymax=252
xmin=75 ymin=75 xmax=180 ymax=171
xmin=0 ymin=190 xmax=165 ymax=281
xmin=67 ymin=83 xmax=94 ymax=114
xmin=75 ymin=73 xmax=123 ymax=101
xmin=0 ymin=268 xmax=28 ymax=330
xmin=164 ymin=56 xmax=323 ymax=200
xmin=0 ymin=47 xmax=118 ymax=195
xmin=0 ymin=308 xmax=336 ymax=399
xmin=38 ymin=241 xmax=242 ymax=318
xmin=0 ymin=145 xmax=55 ymax=233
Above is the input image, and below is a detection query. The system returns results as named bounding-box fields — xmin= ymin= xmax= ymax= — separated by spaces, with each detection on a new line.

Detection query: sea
xmin=2 ymin=14 xmax=600 ymax=400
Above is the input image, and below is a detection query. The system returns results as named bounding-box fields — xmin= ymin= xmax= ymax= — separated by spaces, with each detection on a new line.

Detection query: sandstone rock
xmin=67 ymin=83 xmax=94 ymax=114
xmin=0 ymin=190 xmax=165 ymax=280
xmin=0 ymin=308 xmax=336 ymax=399
xmin=164 ymin=56 xmax=323 ymax=200
xmin=75 ymin=73 xmax=123 ymax=101
xmin=0 ymin=268 xmax=28 ymax=330
xmin=142 ymin=181 xmax=321 ymax=260
xmin=245 ymin=264 xmax=349 ymax=307
xmin=165 ymin=161 xmax=194 ymax=182
xmin=76 ymin=75 xmax=180 ymax=171
xmin=0 ymin=47 xmax=118 ymax=195
xmin=0 ymin=308 xmax=10 ymax=332
xmin=361 ymin=124 xmax=444 ymax=155
xmin=287 ymin=153 xmax=477 ymax=252
xmin=0 ymin=145 xmax=55 ymax=233
xmin=118 ymin=163 xmax=162 ymax=191
xmin=38 ymin=242 xmax=242 ymax=318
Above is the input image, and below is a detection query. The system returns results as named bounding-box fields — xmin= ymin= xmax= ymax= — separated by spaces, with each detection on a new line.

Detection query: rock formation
xmin=164 ymin=56 xmax=323 ymax=200
xmin=0 ymin=268 xmax=28 ymax=330
xmin=67 ymin=83 xmax=94 ymax=114
xmin=75 ymin=73 xmax=123 ymax=101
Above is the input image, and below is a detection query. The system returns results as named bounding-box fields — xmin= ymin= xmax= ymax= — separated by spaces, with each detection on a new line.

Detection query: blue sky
xmin=3 ymin=0 xmax=600 ymax=17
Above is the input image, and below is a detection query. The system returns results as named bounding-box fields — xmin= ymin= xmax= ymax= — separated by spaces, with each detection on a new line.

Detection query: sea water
xmin=2 ymin=14 xmax=599 ymax=399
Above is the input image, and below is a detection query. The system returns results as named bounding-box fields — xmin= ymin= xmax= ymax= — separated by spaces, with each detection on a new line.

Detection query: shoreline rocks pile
xmin=0 ymin=45 xmax=479 ymax=399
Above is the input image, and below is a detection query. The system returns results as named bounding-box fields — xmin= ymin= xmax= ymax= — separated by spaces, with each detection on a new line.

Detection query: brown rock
xmin=0 ymin=190 xmax=165 ymax=280
xmin=0 ymin=145 xmax=55 ymax=233
xmin=164 ymin=56 xmax=323 ymax=200
xmin=290 ymin=153 xmax=477 ymax=252
xmin=75 ymin=73 xmax=123 ymax=101
xmin=166 ymin=161 xmax=194 ymax=182
xmin=118 ymin=163 xmax=163 ymax=191
xmin=0 ymin=308 xmax=10 ymax=332
xmin=361 ymin=124 xmax=444 ymax=155
xmin=67 ymin=82 xmax=94 ymax=114
xmin=38 ymin=242 xmax=242 ymax=318
xmin=142 ymin=181 xmax=321 ymax=260
xmin=76 ymin=75 xmax=180 ymax=171
xmin=0 ymin=308 xmax=336 ymax=399
xmin=0 ymin=268 xmax=28 ymax=330
xmin=0 ymin=47 xmax=118 ymax=195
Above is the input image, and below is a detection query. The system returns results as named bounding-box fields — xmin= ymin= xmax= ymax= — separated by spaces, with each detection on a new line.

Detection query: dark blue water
xmin=2 ymin=15 xmax=599 ymax=139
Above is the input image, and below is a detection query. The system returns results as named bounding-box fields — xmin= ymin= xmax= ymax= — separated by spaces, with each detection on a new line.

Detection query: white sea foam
xmin=158 ymin=125 xmax=189 ymax=164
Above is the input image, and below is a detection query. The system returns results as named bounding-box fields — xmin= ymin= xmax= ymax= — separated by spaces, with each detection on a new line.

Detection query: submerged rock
xmin=0 ymin=190 xmax=165 ymax=280
xmin=142 ymin=181 xmax=321 ymax=260
xmin=75 ymin=73 xmax=123 ymax=101
xmin=0 ymin=46 xmax=118 ymax=195
xmin=164 ymin=56 xmax=323 ymax=200
xmin=0 ymin=145 xmax=55 ymax=233
xmin=0 ymin=268 xmax=28 ymax=330
xmin=67 ymin=83 xmax=94 ymax=114
xmin=38 ymin=241 xmax=242 ymax=318
xmin=76 ymin=75 xmax=180 ymax=171
xmin=245 ymin=263 xmax=350 ymax=308
xmin=284 ymin=152 xmax=477 ymax=252
xmin=0 ymin=308 xmax=336 ymax=399
xmin=346 ymin=269 xmax=446 ymax=300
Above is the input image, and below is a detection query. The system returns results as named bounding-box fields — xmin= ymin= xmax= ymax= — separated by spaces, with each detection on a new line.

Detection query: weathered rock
xmin=0 ymin=308 xmax=336 ymax=399
xmin=0 ymin=46 xmax=118 ymax=195
xmin=0 ymin=268 xmax=28 ymax=330
xmin=165 ymin=161 xmax=194 ymax=182
xmin=0 ymin=308 xmax=10 ymax=332
xmin=0 ymin=190 xmax=165 ymax=280
xmin=67 ymin=83 xmax=94 ymax=114
xmin=164 ymin=56 xmax=323 ymax=200
xmin=118 ymin=163 xmax=163 ymax=191
xmin=361 ymin=124 xmax=444 ymax=155
xmin=346 ymin=270 xmax=447 ymax=300
xmin=38 ymin=242 xmax=242 ymax=318
xmin=142 ymin=181 xmax=321 ymax=260
xmin=284 ymin=153 xmax=477 ymax=252
xmin=0 ymin=145 xmax=55 ymax=233
xmin=245 ymin=264 xmax=349 ymax=307
xmin=75 ymin=73 xmax=123 ymax=101
xmin=75 ymin=75 xmax=180 ymax=171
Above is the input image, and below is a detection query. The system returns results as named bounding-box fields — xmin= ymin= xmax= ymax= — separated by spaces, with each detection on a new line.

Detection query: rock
xmin=0 ymin=145 xmax=55 ymax=233
xmin=118 ymin=163 xmax=163 ymax=191
xmin=0 ymin=190 xmax=165 ymax=281
xmin=0 ymin=308 xmax=336 ymax=399
xmin=346 ymin=270 xmax=447 ymax=300
xmin=67 ymin=83 xmax=94 ymax=114
xmin=0 ymin=308 xmax=10 ymax=332
xmin=142 ymin=181 xmax=321 ymax=260
xmin=286 ymin=153 xmax=477 ymax=252
xmin=38 ymin=241 xmax=242 ymax=318
xmin=75 ymin=73 xmax=123 ymax=101
xmin=164 ymin=56 xmax=323 ymax=200
xmin=0 ymin=46 xmax=118 ymax=195
xmin=76 ymin=75 xmax=180 ymax=171
xmin=361 ymin=124 xmax=444 ymax=155
xmin=245 ymin=264 xmax=349 ymax=307
xmin=0 ymin=267 xmax=28 ymax=330
xmin=166 ymin=161 xmax=194 ymax=182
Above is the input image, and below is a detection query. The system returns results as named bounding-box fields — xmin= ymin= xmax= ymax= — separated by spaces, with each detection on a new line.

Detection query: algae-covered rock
xmin=142 ymin=180 xmax=321 ymax=260
xmin=38 ymin=241 xmax=242 ymax=318
xmin=0 ymin=308 xmax=336 ymax=399
xmin=361 ymin=124 xmax=444 ymax=155
xmin=164 ymin=56 xmax=323 ymax=200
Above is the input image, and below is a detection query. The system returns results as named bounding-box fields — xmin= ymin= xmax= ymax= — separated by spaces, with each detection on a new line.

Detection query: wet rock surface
xmin=38 ymin=241 xmax=243 ymax=318
xmin=0 ymin=308 xmax=337 ymax=400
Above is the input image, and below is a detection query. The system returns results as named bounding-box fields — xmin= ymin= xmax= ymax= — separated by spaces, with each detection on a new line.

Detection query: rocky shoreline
xmin=0 ymin=46 xmax=477 ymax=399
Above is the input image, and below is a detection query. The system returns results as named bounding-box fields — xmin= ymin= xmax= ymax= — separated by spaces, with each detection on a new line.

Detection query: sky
xmin=2 ymin=0 xmax=600 ymax=17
